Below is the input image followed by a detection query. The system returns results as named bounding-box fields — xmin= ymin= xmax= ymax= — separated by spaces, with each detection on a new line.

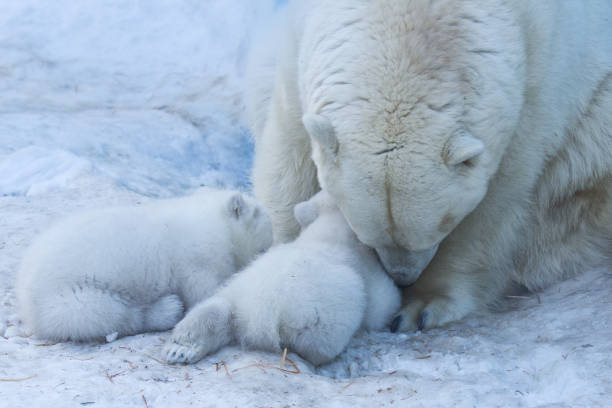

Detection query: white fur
xmin=16 ymin=188 xmax=273 ymax=342
xmin=248 ymin=0 xmax=612 ymax=330
xmin=161 ymin=191 xmax=400 ymax=365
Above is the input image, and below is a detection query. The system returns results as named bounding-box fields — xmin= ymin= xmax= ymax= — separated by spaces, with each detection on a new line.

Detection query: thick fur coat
xmin=16 ymin=188 xmax=272 ymax=341
xmin=247 ymin=0 xmax=612 ymax=331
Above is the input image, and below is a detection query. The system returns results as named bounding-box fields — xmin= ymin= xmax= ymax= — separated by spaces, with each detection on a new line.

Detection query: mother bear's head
xmin=303 ymin=112 xmax=489 ymax=253
xmin=299 ymin=0 xmax=524 ymax=254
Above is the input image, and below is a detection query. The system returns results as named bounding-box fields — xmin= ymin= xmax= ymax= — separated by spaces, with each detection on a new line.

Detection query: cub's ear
xmin=302 ymin=113 xmax=338 ymax=155
xmin=294 ymin=200 xmax=319 ymax=230
xmin=227 ymin=193 xmax=247 ymax=219
xmin=444 ymin=131 xmax=484 ymax=167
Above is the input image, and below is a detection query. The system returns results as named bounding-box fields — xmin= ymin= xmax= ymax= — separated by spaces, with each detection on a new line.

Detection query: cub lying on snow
xmin=16 ymin=188 xmax=272 ymax=342
xmin=162 ymin=191 xmax=400 ymax=366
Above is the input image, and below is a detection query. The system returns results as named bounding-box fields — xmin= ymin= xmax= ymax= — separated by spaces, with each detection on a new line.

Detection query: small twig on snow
xmin=141 ymin=353 xmax=180 ymax=368
xmin=105 ymin=370 xmax=126 ymax=384
xmin=280 ymin=348 xmax=288 ymax=370
xmin=0 ymin=375 xmax=37 ymax=382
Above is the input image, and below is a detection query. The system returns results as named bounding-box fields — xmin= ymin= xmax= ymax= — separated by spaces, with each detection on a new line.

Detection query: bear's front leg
xmin=390 ymin=247 xmax=509 ymax=332
xmin=252 ymin=99 xmax=320 ymax=243
xmin=162 ymin=297 xmax=233 ymax=364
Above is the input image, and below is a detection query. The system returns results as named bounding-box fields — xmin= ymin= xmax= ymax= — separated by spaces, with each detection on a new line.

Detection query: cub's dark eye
xmin=460 ymin=158 xmax=475 ymax=168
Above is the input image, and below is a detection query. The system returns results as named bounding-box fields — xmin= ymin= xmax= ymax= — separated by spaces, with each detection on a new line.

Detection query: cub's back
xmin=16 ymin=205 xmax=175 ymax=304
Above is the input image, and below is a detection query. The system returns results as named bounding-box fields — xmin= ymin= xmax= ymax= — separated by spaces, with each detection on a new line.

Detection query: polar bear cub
xmin=162 ymin=190 xmax=400 ymax=366
xmin=16 ymin=188 xmax=273 ymax=342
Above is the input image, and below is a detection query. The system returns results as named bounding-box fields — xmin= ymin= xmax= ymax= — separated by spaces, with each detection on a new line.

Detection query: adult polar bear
xmin=248 ymin=0 xmax=612 ymax=331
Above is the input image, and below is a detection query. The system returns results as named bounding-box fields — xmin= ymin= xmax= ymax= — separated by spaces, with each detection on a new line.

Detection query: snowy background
xmin=0 ymin=1 xmax=610 ymax=407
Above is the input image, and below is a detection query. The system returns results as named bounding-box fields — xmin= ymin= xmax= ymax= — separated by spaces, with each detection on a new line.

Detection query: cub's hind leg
xmin=28 ymin=286 xmax=147 ymax=342
xmin=144 ymin=294 xmax=184 ymax=332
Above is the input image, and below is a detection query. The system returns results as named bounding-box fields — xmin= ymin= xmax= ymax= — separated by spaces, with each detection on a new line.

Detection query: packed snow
xmin=0 ymin=1 xmax=610 ymax=407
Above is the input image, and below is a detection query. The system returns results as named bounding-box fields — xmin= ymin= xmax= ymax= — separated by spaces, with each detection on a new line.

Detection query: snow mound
xmin=0 ymin=110 xmax=253 ymax=197
xmin=0 ymin=146 xmax=91 ymax=197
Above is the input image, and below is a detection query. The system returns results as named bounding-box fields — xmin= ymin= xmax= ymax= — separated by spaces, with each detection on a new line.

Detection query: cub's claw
xmin=162 ymin=340 xmax=207 ymax=364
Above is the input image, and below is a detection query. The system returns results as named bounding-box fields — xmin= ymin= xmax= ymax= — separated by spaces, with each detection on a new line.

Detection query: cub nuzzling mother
xmin=162 ymin=191 xmax=400 ymax=365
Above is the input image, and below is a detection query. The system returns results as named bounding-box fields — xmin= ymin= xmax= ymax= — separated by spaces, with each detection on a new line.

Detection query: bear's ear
xmin=443 ymin=131 xmax=484 ymax=167
xmin=227 ymin=193 xmax=247 ymax=219
xmin=294 ymin=200 xmax=319 ymax=230
xmin=302 ymin=113 xmax=338 ymax=155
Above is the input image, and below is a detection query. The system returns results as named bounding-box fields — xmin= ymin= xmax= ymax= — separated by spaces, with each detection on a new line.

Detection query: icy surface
xmin=0 ymin=1 xmax=611 ymax=407
xmin=0 ymin=0 xmax=266 ymax=196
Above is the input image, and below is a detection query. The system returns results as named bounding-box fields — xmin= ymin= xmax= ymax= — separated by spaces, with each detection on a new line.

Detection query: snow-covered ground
xmin=0 ymin=1 xmax=610 ymax=407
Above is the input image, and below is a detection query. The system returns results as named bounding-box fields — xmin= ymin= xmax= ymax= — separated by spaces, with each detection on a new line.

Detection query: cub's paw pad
xmin=161 ymin=340 xmax=207 ymax=364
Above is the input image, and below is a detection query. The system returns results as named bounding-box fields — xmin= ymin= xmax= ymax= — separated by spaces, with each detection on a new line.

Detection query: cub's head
xmin=224 ymin=192 xmax=273 ymax=265
xmin=300 ymin=0 xmax=523 ymax=253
